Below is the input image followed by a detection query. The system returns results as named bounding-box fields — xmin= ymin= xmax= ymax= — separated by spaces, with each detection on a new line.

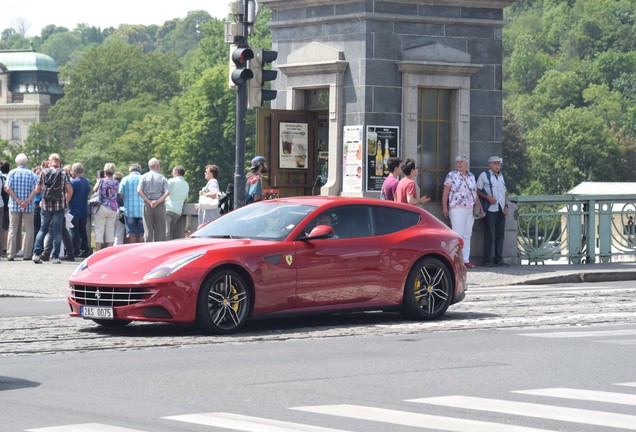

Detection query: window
xmin=372 ymin=206 xmax=421 ymax=236
xmin=417 ymin=88 xmax=451 ymax=202
xmin=11 ymin=121 xmax=20 ymax=140
xmin=330 ymin=206 xmax=373 ymax=239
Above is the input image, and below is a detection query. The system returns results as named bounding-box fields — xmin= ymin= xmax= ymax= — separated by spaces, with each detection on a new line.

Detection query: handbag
xmin=198 ymin=194 xmax=219 ymax=210
xmin=473 ymin=199 xmax=485 ymax=219
xmin=89 ymin=192 xmax=101 ymax=215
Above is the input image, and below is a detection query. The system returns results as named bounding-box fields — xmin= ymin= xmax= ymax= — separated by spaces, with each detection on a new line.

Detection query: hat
xmin=251 ymin=156 xmax=266 ymax=167
xmin=488 ymin=156 xmax=503 ymax=163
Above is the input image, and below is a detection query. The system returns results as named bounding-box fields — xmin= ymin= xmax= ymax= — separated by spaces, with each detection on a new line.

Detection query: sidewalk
xmin=467 ymin=261 xmax=636 ymax=287
xmin=2 ymin=259 xmax=636 ymax=298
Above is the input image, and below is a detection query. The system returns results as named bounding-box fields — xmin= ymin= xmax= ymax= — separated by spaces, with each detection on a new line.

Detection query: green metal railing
xmin=510 ymin=194 xmax=636 ymax=264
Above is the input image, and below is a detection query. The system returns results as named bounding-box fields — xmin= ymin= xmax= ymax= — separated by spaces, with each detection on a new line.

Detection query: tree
xmin=502 ymin=110 xmax=531 ymax=195
xmin=39 ymin=32 xmax=85 ymax=67
xmin=527 ymin=106 xmax=623 ymax=194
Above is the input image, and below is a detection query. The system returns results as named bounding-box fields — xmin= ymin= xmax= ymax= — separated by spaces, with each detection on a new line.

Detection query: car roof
xmin=262 ymin=195 xmax=423 ymax=211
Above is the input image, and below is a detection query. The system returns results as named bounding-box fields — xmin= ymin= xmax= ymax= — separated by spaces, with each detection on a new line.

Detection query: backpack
xmin=480 ymin=171 xmax=493 ymax=213
xmin=42 ymin=168 xmax=64 ymax=202
xmin=0 ymin=174 xmax=8 ymax=208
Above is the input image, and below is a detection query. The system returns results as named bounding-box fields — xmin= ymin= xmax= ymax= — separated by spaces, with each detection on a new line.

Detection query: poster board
xmin=342 ymin=125 xmax=363 ymax=195
xmin=365 ymin=126 xmax=400 ymax=192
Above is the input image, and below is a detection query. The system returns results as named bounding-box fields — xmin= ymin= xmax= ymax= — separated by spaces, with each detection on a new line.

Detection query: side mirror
xmin=299 ymin=225 xmax=334 ymax=240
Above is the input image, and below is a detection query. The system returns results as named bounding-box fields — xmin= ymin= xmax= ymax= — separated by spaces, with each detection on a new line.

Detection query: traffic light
xmin=248 ymin=48 xmax=278 ymax=109
xmin=229 ymin=45 xmax=254 ymax=88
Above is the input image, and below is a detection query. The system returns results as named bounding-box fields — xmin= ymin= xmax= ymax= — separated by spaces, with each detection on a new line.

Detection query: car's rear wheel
xmin=197 ymin=269 xmax=251 ymax=334
xmin=400 ymin=257 xmax=452 ymax=320
xmin=93 ymin=319 xmax=132 ymax=327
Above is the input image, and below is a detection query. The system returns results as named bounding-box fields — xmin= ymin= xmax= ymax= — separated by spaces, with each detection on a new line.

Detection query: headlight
xmin=143 ymin=250 xmax=206 ymax=280
xmin=72 ymin=258 xmax=89 ymax=275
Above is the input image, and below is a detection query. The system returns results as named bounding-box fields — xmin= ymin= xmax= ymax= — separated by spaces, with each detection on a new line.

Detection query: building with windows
xmin=258 ymin=0 xmax=511 ymax=202
xmin=0 ymin=49 xmax=63 ymax=148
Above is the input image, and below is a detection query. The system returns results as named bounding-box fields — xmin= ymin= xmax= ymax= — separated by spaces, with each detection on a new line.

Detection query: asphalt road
xmin=1 ymin=320 xmax=635 ymax=432
xmin=1 ymin=257 xmax=635 ymax=431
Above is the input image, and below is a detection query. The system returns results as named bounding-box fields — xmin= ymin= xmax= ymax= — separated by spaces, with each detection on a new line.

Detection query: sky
xmin=1 ymin=0 xmax=231 ymax=36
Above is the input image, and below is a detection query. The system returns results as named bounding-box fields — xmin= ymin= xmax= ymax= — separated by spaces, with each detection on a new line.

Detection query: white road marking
xmin=26 ymin=424 xmax=145 ymax=432
xmin=292 ymin=404 xmax=558 ymax=432
xmin=519 ymin=329 xmax=636 ymax=338
xmin=514 ymin=387 xmax=636 ymax=406
xmin=408 ymin=396 xmax=636 ymax=430
xmin=617 ymin=382 xmax=636 ymax=388
xmin=164 ymin=412 xmax=352 ymax=432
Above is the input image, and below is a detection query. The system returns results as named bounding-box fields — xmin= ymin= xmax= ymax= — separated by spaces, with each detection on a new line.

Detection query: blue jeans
xmin=33 ymin=209 xmax=65 ymax=259
xmin=70 ymin=215 xmax=89 ymax=256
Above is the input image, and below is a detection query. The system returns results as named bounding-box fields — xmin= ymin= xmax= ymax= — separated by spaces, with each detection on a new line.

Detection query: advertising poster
xmin=366 ymin=125 xmax=400 ymax=192
xmin=342 ymin=125 xmax=363 ymax=195
xmin=279 ymin=122 xmax=308 ymax=169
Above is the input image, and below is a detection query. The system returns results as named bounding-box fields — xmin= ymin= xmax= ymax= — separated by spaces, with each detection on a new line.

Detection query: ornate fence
xmin=510 ymin=194 xmax=636 ymax=264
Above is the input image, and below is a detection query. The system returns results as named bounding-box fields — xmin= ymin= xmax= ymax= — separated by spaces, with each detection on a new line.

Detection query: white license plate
xmin=80 ymin=306 xmax=114 ymax=320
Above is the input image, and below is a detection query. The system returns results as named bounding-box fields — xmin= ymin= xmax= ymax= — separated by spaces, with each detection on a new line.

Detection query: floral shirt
xmin=444 ymin=170 xmax=476 ymax=209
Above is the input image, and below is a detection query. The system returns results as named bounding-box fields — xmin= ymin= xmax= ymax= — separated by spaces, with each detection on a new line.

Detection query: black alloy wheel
xmin=400 ymin=256 xmax=453 ymax=320
xmin=197 ymin=269 xmax=251 ymax=334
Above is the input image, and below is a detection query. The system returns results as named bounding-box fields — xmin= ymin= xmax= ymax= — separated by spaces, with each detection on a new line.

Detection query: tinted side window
xmin=331 ymin=206 xmax=373 ymax=239
xmin=372 ymin=206 xmax=420 ymax=236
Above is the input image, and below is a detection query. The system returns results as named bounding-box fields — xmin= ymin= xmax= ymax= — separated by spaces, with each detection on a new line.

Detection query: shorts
xmin=124 ymin=216 xmax=144 ymax=236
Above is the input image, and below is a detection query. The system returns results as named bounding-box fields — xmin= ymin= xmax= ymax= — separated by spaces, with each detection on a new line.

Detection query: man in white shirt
xmin=476 ymin=155 xmax=509 ymax=267
xmin=165 ymin=166 xmax=190 ymax=239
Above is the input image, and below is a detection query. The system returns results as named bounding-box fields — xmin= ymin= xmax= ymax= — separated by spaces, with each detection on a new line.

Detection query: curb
xmin=516 ymin=271 xmax=636 ymax=285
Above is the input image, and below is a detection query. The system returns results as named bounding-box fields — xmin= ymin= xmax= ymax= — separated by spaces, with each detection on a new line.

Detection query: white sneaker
xmin=32 ymin=255 xmax=42 ymax=264
xmin=51 ymin=258 xmax=61 ymax=264
xmin=16 ymin=250 xmax=24 ymax=257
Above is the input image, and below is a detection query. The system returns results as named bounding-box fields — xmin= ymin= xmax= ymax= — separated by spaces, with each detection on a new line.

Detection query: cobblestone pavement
xmin=1 ymin=260 xmax=635 ymax=357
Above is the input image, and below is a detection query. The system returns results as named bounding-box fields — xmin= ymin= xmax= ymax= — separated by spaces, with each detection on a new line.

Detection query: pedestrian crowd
xmin=0 ymin=153 xmax=233 ymax=264
xmin=2 ymin=150 xmax=505 ymax=270
xmin=383 ymin=154 xmax=508 ymax=269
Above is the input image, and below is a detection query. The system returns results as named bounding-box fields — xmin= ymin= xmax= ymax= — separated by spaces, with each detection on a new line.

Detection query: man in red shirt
xmin=395 ymin=158 xmax=430 ymax=205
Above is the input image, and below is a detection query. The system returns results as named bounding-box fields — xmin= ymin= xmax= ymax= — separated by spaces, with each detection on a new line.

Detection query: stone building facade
xmin=0 ymin=49 xmax=63 ymax=149
xmin=259 ymin=0 xmax=516 ymax=262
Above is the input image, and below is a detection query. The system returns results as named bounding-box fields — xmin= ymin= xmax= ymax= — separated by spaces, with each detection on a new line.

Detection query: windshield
xmin=191 ymin=202 xmax=316 ymax=241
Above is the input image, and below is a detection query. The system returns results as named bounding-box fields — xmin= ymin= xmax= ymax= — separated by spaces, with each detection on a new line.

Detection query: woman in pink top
xmin=395 ymin=158 xmax=430 ymax=205
xmin=441 ymin=154 xmax=478 ymax=268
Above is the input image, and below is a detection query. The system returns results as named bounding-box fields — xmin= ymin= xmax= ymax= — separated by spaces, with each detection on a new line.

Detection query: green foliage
xmin=505 ymin=0 xmax=636 ymax=195
xmin=527 ymin=106 xmax=623 ymax=194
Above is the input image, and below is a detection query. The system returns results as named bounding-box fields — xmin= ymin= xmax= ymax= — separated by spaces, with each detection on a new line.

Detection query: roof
xmin=0 ymin=50 xmax=58 ymax=73
xmin=568 ymin=182 xmax=636 ymax=195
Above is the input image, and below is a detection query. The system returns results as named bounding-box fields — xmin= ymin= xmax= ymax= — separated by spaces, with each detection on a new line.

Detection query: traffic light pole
xmin=232 ymin=0 xmax=250 ymax=209
xmin=234 ymin=79 xmax=247 ymax=209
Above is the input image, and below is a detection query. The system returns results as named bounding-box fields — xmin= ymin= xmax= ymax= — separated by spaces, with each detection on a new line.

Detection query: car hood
xmin=85 ymin=238 xmax=267 ymax=276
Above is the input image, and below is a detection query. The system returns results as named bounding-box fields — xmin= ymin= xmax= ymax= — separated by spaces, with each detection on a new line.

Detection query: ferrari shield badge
xmin=285 ymin=254 xmax=293 ymax=266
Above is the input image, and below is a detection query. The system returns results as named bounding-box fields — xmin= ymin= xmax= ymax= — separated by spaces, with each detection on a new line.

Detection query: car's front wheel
xmin=197 ymin=269 xmax=251 ymax=334
xmin=400 ymin=257 xmax=452 ymax=320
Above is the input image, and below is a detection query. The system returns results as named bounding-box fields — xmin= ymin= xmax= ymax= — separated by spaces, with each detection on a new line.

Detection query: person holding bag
xmin=442 ymin=154 xmax=478 ymax=268
xmin=197 ymin=164 xmax=222 ymax=227
xmin=93 ymin=163 xmax=119 ymax=251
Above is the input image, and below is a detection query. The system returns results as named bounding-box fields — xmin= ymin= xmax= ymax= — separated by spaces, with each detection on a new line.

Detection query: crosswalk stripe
xmin=519 ymin=329 xmax=636 ymax=338
xmin=617 ymin=382 xmax=636 ymax=388
xmin=163 ymin=412 xmax=352 ymax=432
xmin=408 ymin=396 xmax=636 ymax=430
xmin=513 ymin=387 xmax=636 ymax=406
xmin=25 ymin=424 xmax=146 ymax=432
xmin=292 ymin=404 xmax=557 ymax=432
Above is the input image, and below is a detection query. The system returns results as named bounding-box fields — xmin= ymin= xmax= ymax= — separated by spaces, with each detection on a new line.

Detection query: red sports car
xmin=68 ymin=197 xmax=466 ymax=334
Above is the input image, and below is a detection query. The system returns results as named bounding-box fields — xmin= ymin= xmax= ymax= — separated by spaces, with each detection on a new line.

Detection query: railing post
xmin=586 ymin=199 xmax=596 ymax=263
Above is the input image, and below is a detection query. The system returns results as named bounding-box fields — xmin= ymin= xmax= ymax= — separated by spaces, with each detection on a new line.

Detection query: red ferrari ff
xmin=68 ymin=197 xmax=466 ymax=334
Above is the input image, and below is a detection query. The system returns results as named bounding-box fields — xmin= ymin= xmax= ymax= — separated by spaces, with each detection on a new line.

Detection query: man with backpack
xmin=476 ymin=155 xmax=509 ymax=267
xmin=31 ymin=153 xmax=73 ymax=264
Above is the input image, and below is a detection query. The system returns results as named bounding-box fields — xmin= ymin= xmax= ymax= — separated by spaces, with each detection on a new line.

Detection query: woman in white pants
xmin=442 ymin=154 xmax=478 ymax=268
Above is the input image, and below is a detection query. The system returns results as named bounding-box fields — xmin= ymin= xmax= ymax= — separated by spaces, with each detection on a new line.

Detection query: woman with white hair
xmin=442 ymin=154 xmax=479 ymax=268
xmin=93 ymin=163 xmax=119 ymax=250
